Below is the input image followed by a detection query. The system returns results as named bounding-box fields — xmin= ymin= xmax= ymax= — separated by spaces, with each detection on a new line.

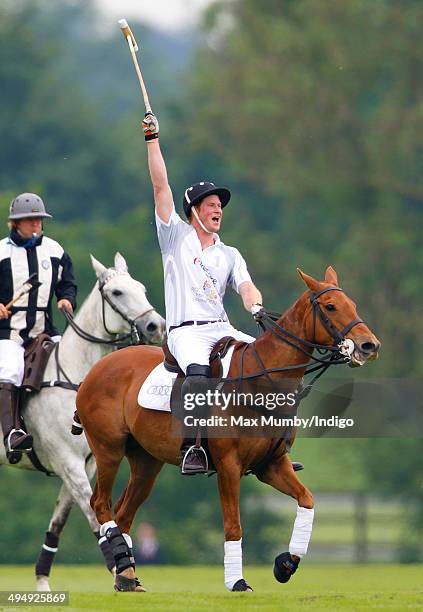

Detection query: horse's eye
xmin=325 ymin=303 xmax=336 ymax=312
xmin=112 ymin=290 xmax=123 ymax=297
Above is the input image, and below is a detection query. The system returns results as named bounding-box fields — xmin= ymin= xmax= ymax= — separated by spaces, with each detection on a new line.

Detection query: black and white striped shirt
xmin=0 ymin=231 xmax=77 ymax=344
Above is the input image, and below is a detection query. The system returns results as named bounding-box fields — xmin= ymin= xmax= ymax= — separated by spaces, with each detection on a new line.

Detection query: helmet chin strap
xmin=191 ymin=206 xmax=213 ymax=234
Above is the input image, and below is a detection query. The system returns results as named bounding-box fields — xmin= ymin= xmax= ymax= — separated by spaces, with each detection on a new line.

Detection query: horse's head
xmin=90 ymin=252 xmax=165 ymax=345
xmin=297 ymin=266 xmax=380 ymax=367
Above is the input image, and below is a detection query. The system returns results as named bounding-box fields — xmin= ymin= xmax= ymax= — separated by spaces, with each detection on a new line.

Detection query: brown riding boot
xmin=0 ymin=382 xmax=33 ymax=462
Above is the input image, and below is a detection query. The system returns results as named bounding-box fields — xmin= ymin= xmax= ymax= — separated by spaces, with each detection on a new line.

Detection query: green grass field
xmin=0 ymin=564 xmax=422 ymax=611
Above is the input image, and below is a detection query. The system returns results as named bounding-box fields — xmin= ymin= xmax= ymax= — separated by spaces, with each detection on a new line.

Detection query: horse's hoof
xmin=273 ymin=552 xmax=300 ymax=583
xmin=114 ymin=573 xmax=146 ymax=592
xmin=232 ymin=578 xmax=253 ymax=592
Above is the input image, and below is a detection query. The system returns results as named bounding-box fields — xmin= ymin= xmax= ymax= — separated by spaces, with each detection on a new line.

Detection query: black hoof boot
xmin=292 ymin=461 xmax=304 ymax=472
xmin=114 ymin=574 xmax=146 ymax=592
xmin=71 ymin=410 xmax=83 ymax=435
xmin=273 ymin=552 xmax=300 ymax=583
xmin=232 ymin=578 xmax=253 ymax=592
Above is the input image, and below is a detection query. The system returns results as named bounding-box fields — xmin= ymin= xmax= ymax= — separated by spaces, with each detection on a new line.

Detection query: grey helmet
xmin=9 ymin=193 xmax=52 ymax=220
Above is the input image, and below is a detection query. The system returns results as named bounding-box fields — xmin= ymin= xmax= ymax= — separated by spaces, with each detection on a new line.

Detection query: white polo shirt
xmin=156 ymin=207 xmax=252 ymax=331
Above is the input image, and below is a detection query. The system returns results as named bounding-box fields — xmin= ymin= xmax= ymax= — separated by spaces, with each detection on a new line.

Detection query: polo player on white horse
xmin=0 ymin=193 xmax=76 ymax=462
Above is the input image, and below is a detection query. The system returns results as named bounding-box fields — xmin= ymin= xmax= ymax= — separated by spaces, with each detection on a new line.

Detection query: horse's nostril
xmin=146 ymin=322 xmax=158 ymax=333
xmin=361 ymin=341 xmax=377 ymax=353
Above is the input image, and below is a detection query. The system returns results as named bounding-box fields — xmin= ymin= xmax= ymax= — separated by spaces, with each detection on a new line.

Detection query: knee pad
xmin=181 ymin=364 xmax=212 ymax=419
xmin=186 ymin=364 xmax=211 ymax=378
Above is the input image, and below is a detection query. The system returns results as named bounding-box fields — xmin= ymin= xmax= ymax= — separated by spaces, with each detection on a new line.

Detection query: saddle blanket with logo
xmin=138 ymin=347 xmax=235 ymax=412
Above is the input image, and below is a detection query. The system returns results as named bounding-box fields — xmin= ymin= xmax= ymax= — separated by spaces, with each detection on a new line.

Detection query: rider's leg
xmin=0 ymin=340 xmax=32 ymax=459
xmin=167 ymin=327 xmax=215 ymax=474
xmin=180 ymin=363 xmax=211 ymax=474
xmin=0 ymin=382 xmax=33 ymax=458
xmin=0 ymin=342 xmax=32 ymax=458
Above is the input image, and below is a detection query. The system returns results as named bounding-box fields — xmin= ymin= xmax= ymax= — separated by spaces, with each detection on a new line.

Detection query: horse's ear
xmin=90 ymin=254 xmax=107 ymax=279
xmin=297 ymin=268 xmax=321 ymax=292
xmin=324 ymin=266 xmax=339 ymax=286
xmin=114 ymin=252 xmax=128 ymax=273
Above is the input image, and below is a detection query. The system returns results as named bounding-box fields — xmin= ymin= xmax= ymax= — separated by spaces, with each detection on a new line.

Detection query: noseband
xmin=226 ymin=287 xmax=362 ymax=385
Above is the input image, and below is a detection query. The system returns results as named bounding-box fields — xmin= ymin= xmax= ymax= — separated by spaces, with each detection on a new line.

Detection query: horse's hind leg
xmin=47 ymin=455 xmax=116 ymax=581
xmin=114 ymin=442 xmax=164 ymax=534
xmin=35 ymin=483 xmax=73 ymax=592
xmin=257 ymin=452 xmax=314 ymax=583
xmin=86 ymin=434 xmax=142 ymax=592
xmin=110 ymin=443 xmax=163 ymax=591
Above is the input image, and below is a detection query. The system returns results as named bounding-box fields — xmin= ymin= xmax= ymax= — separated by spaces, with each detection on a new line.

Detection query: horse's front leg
xmin=257 ymin=451 xmax=314 ymax=583
xmin=216 ymin=455 xmax=253 ymax=592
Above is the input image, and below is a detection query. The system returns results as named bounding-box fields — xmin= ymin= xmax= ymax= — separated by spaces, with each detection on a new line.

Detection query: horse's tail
xmin=71 ymin=409 xmax=84 ymax=435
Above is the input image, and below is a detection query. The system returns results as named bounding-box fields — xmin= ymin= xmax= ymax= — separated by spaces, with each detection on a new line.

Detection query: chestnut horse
xmin=76 ymin=266 xmax=380 ymax=592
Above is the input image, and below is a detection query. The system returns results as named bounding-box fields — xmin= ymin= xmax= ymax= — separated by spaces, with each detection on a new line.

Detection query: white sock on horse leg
xmin=224 ymin=539 xmax=243 ymax=590
xmin=289 ymin=506 xmax=314 ymax=558
xmin=99 ymin=520 xmax=118 ymax=537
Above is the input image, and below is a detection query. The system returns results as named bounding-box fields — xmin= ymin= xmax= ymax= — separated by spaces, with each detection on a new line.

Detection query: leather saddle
xmin=162 ymin=335 xmax=239 ymax=379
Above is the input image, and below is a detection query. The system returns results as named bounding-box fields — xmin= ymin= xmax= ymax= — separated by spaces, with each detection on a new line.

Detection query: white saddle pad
xmin=138 ymin=346 xmax=235 ymax=412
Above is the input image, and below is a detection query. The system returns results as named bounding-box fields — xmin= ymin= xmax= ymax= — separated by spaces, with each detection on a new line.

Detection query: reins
xmin=43 ymin=278 xmax=156 ymax=390
xmin=224 ymin=287 xmax=362 ymax=385
xmin=225 ymin=288 xmax=363 ymax=477
xmin=61 ymin=280 xmax=154 ymax=348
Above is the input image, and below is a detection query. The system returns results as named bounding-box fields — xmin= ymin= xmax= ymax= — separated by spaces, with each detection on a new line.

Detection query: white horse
xmin=0 ymin=252 xmax=165 ymax=591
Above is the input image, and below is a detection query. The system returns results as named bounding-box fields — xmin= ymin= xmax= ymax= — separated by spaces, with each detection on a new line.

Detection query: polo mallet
xmin=5 ymin=273 xmax=42 ymax=309
xmin=118 ymin=19 xmax=152 ymax=115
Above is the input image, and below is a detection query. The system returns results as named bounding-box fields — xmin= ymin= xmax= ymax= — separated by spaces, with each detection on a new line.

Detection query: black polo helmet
xmin=183 ymin=181 xmax=231 ymax=218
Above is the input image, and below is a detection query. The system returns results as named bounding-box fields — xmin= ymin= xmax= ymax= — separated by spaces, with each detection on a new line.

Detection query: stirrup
xmin=6 ymin=429 xmax=33 ymax=453
xmin=181 ymin=445 xmax=208 ymax=475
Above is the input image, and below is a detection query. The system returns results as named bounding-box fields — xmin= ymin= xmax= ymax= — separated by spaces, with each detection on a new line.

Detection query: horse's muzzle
xmin=350 ymin=336 xmax=381 ymax=367
xmin=136 ymin=312 xmax=165 ymax=345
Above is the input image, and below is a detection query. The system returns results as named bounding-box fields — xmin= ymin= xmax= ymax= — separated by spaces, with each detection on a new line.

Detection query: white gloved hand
xmin=251 ymin=303 xmax=264 ymax=319
xmin=142 ymin=112 xmax=159 ymax=140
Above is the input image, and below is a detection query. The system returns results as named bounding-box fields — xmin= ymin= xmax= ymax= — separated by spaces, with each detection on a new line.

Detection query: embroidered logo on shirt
xmin=41 ymin=259 xmax=50 ymax=270
xmin=203 ymin=279 xmax=218 ymax=302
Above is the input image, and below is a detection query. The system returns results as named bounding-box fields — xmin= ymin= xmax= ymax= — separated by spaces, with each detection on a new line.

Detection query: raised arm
xmin=143 ymin=114 xmax=173 ymax=223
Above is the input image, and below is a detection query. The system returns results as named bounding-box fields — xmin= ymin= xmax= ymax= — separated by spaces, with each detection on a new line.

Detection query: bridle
xmin=224 ymin=287 xmax=363 ymax=390
xmin=309 ymin=287 xmax=362 ymax=345
xmin=42 ymin=275 xmax=157 ymax=392
xmin=62 ymin=276 xmax=156 ymax=348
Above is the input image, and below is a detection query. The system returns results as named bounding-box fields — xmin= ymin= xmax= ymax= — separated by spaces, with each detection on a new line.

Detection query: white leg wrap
xmin=99 ymin=520 xmax=117 ymax=537
xmin=224 ymin=539 xmax=243 ymax=590
xmin=289 ymin=506 xmax=314 ymax=558
xmin=123 ymin=533 xmax=133 ymax=549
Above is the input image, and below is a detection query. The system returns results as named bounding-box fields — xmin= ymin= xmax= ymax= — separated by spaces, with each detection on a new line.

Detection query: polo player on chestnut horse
xmin=76 ymin=264 xmax=380 ymax=593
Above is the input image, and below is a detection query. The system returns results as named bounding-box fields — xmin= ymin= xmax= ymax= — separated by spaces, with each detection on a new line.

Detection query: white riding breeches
xmin=0 ymin=336 xmax=61 ymax=387
xmin=0 ymin=340 xmax=25 ymax=386
xmin=167 ymin=322 xmax=255 ymax=374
